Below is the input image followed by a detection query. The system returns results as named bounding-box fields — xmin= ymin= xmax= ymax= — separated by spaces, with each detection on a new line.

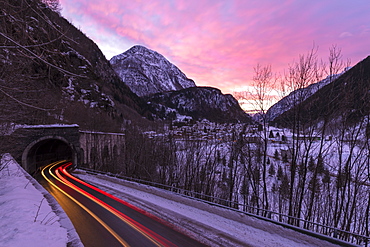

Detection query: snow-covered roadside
xmin=0 ymin=154 xmax=82 ymax=247
xmin=76 ymin=171 xmax=345 ymax=247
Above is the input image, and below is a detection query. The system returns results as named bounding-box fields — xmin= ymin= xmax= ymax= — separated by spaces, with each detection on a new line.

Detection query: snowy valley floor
xmin=0 ymin=154 xmax=350 ymax=247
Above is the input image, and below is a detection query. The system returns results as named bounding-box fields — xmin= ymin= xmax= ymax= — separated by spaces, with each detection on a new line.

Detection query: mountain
xmin=111 ymin=45 xmax=251 ymax=123
xmin=110 ymin=45 xmax=196 ymax=97
xmin=266 ymin=71 xmax=346 ymax=122
xmin=146 ymin=87 xmax=252 ymax=123
xmin=0 ymin=0 xmax=152 ymax=131
xmin=272 ymin=56 xmax=370 ymax=128
xmin=1 ymin=0 xmax=250 ymax=129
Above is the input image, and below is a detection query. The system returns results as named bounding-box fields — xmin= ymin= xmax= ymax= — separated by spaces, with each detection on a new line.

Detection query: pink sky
xmin=59 ymin=0 xmax=370 ymax=94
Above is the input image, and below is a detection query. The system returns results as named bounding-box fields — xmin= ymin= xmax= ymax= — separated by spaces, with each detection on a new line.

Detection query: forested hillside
xmin=273 ymin=55 xmax=370 ymax=129
xmin=0 ymin=0 xmax=152 ymax=132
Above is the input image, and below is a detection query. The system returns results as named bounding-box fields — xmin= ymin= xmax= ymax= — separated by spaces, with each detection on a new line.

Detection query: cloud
xmin=59 ymin=0 xmax=370 ymax=93
xmin=339 ymin=32 xmax=353 ymax=38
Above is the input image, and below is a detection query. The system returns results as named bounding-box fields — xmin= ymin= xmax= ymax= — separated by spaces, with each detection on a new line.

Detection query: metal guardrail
xmin=80 ymin=167 xmax=369 ymax=247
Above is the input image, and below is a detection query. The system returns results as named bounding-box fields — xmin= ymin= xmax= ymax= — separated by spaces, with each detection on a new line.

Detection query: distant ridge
xmin=266 ymin=71 xmax=346 ymax=122
xmin=272 ymin=56 xmax=370 ymax=127
xmin=146 ymin=87 xmax=253 ymax=123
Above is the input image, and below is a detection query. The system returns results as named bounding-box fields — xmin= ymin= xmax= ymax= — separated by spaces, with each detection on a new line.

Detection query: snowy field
xmin=0 ymin=153 xmax=349 ymax=247
xmin=0 ymin=154 xmax=81 ymax=247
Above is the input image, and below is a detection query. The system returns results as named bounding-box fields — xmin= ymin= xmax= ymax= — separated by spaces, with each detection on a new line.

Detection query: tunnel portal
xmin=22 ymin=136 xmax=76 ymax=175
xmin=1 ymin=124 xmax=80 ymax=174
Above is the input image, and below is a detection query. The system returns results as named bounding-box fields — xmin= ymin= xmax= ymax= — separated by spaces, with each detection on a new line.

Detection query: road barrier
xmin=80 ymin=167 xmax=369 ymax=247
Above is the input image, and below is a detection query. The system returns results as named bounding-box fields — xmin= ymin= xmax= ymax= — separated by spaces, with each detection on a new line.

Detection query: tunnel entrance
xmin=22 ymin=137 xmax=75 ymax=174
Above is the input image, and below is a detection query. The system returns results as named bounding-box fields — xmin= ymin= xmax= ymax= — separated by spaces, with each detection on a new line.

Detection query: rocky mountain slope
xmin=266 ymin=72 xmax=345 ymax=122
xmin=111 ymin=45 xmax=251 ymax=123
xmin=110 ymin=45 xmax=196 ymax=97
xmin=272 ymin=56 xmax=370 ymax=128
xmin=0 ymin=0 xmax=152 ymax=131
xmin=146 ymin=87 xmax=252 ymax=123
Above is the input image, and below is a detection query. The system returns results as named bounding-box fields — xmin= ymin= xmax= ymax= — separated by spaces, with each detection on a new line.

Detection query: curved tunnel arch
xmin=22 ymin=136 xmax=78 ymax=174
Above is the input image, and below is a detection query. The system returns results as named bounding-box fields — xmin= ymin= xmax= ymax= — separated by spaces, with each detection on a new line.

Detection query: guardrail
xmin=80 ymin=167 xmax=369 ymax=247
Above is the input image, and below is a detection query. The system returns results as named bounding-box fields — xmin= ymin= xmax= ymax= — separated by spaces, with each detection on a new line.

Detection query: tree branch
xmin=0 ymin=87 xmax=53 ymax=111
xmin=0 ymin=31 xmax=87 ymax=78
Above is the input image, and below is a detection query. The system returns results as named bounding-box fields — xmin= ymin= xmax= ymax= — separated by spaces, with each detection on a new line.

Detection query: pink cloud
xmin=59 ymin=0 xmax=370 ymax=94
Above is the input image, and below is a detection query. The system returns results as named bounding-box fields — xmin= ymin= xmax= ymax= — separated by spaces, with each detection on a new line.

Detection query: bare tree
xmin=251 ymin=64 xmax=276 ymax=214
xmin=282 ymin=45 xmax=325 ymax=224
xmin=304 ymin=45 xmax=349 ymax=227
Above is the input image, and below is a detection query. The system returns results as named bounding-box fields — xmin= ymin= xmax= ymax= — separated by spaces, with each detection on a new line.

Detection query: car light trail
xmin=54 ymin=163 xmax=174 ymax=247
xmin=58 ymin=163 xmax=175 ymax=229
xmin=41 ymin=161 xmax=177 ymax=247
xmin=41 ymin=161 xmax=130 ymax=247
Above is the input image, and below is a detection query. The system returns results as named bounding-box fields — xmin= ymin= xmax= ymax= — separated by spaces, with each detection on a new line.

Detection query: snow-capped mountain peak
xmin=110 ymin=45 xmax=196 ymax=97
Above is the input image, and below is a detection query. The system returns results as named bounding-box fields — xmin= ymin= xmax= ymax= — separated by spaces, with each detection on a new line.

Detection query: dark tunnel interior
xmin=26 ymin=139 xmax=73 ymax=174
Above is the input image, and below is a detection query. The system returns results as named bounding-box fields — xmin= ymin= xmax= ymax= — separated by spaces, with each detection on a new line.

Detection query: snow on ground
xmin=0 ymin=153 xmax=348 ymax=247
xmin=0 ymin=154 xmax=82 ymax=247
xmin=75 ymin=171 xmax=344 ymax=247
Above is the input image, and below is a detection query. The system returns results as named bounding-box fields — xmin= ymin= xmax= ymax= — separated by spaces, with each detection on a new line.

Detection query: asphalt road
xmin=37 ymin=161 xmax=207 ymax=247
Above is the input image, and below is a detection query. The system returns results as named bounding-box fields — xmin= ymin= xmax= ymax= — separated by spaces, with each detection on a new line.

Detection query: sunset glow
xmin=59 ymin=0 xmax=370 ymax=94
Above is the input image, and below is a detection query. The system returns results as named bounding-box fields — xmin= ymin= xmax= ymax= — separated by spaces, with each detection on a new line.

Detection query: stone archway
xmin=22 ymin=136 xmax=77 ymax=174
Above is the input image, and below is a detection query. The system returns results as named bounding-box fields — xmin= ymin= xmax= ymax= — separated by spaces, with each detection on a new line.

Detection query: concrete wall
xmin=79 ymin=131 xmax=125 ymax=172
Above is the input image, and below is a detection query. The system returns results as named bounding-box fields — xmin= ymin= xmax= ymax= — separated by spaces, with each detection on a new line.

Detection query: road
xmin=38 ymin=161 xmax=206 ymax=247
